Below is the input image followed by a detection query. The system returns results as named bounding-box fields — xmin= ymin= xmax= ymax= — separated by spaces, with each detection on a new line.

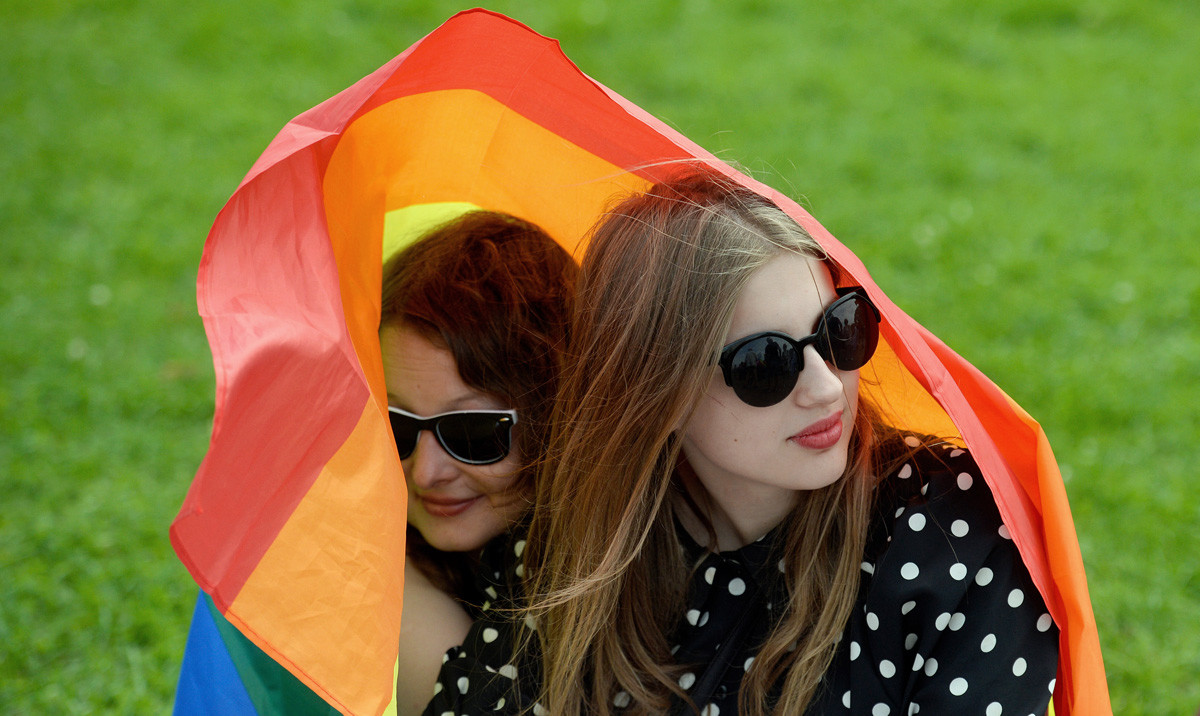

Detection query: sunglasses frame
xmin=387 ymin=406 xmax=518 ymax=466
xmin=718 ymin=287 xmax=881 ymax=408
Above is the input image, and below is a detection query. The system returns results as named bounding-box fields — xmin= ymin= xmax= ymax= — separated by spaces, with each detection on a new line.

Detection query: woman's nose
xmin=405 ymin=431 xmax=459 ymax=489
xmin=792 ymin=345 xmax=846 ymax=407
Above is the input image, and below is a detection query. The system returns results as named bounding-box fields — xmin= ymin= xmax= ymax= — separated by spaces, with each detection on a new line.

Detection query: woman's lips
xmin=417 ymin=494 xmax=481 ymax=518
xmin=790 ymin=412 xmax=844 ymax=450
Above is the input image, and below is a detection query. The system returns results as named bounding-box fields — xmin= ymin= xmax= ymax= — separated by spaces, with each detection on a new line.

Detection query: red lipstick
xmin=791 ymin=412 xmax=844 ymax=450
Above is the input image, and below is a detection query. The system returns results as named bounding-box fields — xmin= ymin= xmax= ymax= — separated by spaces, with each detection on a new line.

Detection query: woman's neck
xmin=673 ymin=464 xmax=797 ymax=551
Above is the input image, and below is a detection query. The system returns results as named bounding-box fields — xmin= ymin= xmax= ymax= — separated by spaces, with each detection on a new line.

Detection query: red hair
xmin=381 ymin=210 xmax=577 ymax=594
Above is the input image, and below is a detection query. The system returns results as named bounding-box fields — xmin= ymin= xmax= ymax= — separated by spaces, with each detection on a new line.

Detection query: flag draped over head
xmin=170 ymin=9 xmax=1109 ymax=716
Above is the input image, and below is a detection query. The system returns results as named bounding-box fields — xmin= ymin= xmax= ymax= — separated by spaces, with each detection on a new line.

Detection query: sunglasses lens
xmin=720 ymin=292 xmax=879 ymax=409
xmin=822 ymin=295 xmax=879 ymax=371
xmin=728 ymin=335 xmax=802 ymax=408
xmin=388 ymin=410 xmax=420 ymax=460
xmin=436 ymin=413 xmax=513 ymax=465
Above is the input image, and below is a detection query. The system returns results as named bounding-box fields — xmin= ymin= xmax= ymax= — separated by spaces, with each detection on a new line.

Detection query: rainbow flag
xmin=170 ymin=9 xmax=1110 ymax=716
xmin=175 ymin=591 xmax=343 ymax=714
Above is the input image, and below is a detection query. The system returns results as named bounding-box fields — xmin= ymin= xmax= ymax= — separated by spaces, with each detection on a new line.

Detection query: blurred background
xmin=2 ymin=1 xmax=1196 ymax=712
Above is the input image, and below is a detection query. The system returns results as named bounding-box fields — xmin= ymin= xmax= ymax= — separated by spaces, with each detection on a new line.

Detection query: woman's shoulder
xmin=874 ymin=438 xmax=1005 ymax=538
xmin=864 ymin=438 xmax=1016 ymax=602
xmin=398 ymin=561 xmax=473 ymax=716
xmin=829 ymin=438 xmax=1058 ymax=714
xmin=420 ymin=527 xmax=535 ymax=716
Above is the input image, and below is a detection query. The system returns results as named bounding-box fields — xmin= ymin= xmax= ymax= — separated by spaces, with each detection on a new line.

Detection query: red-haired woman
xmin=381 ymin=211 xmax=575 ymax=715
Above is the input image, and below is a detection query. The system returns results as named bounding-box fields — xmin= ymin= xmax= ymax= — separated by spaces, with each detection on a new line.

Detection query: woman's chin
xmin=413 ymin=512 xmax=504 ymax=554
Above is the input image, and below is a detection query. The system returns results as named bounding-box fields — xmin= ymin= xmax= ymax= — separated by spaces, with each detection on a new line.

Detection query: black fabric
xmin=423 ymin=442 xmax=1060 ymax=715
xmin=673 ymin=569 xmax=761 ymax=716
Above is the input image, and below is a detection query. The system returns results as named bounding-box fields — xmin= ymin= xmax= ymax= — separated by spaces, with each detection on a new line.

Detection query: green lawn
xmin=2 ymin=1 xmax=1196 ymax=713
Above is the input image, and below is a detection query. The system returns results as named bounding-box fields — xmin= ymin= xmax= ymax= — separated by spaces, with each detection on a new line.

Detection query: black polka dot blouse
xmin=422 ymin=441 xmax=1059 ymax=716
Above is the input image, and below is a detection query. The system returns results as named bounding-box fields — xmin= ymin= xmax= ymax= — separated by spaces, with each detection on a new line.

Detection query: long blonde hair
xmin=525 ymin=170 xmax=899 ymax=715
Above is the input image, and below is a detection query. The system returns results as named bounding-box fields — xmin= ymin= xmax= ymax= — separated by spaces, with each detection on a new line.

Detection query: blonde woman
xmin=423 ymin=173 xmax=1058 ymax=716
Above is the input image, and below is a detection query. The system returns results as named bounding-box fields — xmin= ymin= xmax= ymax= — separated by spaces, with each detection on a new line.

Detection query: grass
xmin=2 ymin=0 xmax=1196 ymax=713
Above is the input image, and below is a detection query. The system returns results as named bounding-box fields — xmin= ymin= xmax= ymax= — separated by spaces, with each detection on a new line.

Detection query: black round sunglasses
xmin=718 ymin=288 xmax=881 ymax=408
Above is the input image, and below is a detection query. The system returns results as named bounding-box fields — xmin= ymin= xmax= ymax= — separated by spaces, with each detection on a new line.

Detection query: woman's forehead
xmin=381 ymin=323 xmax=505 ymax=412
xmin=727 ymin=254 xmax=835 ymax=339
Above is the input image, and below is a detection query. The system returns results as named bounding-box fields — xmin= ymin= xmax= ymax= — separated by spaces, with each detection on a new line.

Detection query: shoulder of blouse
xmin=837 ymin=441 xmax=1059 ymax=715
xmin=874 ymin=440 xmax=1002 ymax=537
xmin=863 ymin=439 xmax=1034 ymax=617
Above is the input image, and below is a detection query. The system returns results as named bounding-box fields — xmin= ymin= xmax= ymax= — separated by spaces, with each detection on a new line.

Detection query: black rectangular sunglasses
xmin=387 ymin=407 xmax=517 ymax=465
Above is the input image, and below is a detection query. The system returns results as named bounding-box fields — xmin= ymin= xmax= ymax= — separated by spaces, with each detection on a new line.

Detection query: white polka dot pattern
xmin=421 ymin=441 xmax=1059 ymax=716
xmin=806 ymin=443 xmax=1061 ymax=715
